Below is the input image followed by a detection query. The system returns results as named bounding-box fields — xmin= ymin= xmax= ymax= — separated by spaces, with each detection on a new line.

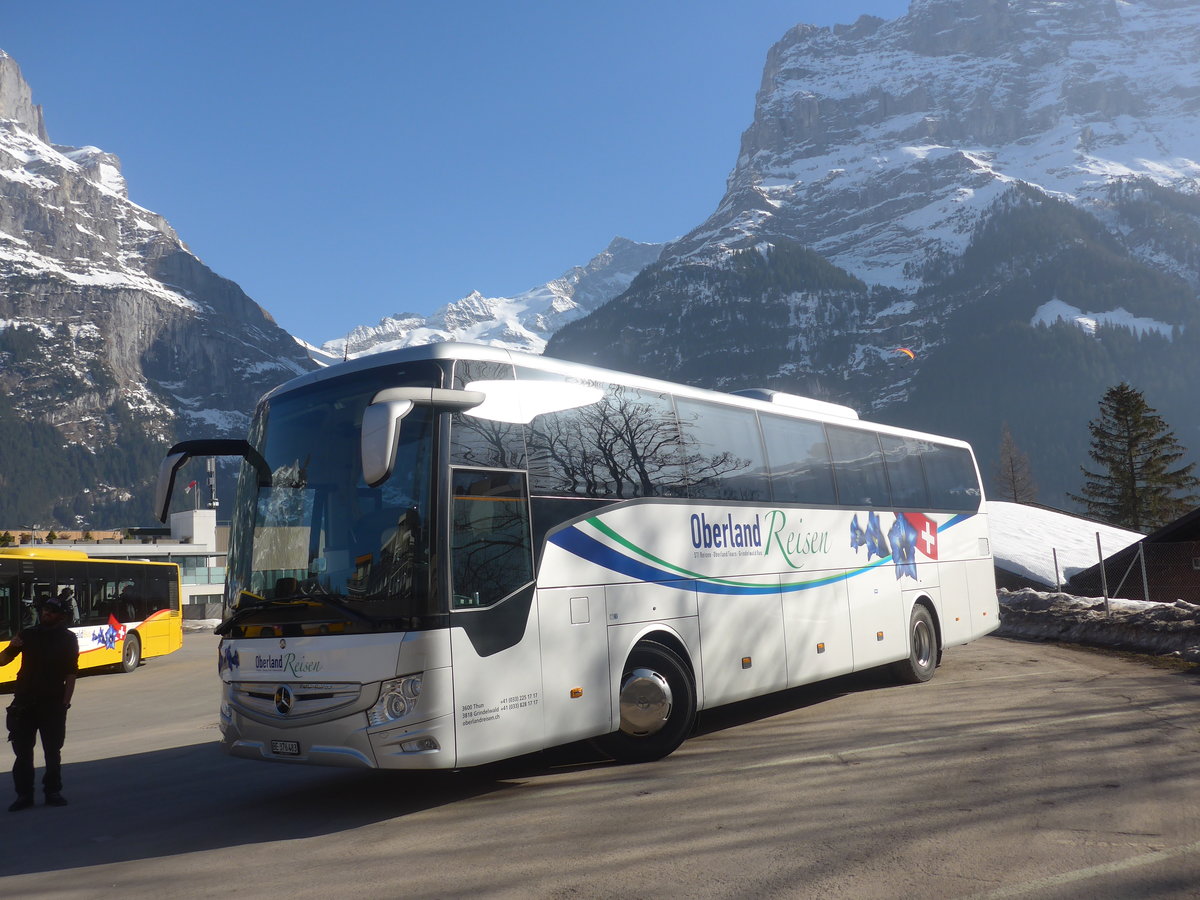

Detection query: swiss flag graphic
xmin=108 ymin=613 xmax=128 ymax=641
xmin=903 ymin=513 xmax=939 ymax=560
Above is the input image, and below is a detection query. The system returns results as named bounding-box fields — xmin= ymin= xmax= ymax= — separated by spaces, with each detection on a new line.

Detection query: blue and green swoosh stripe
xmin=547 ymin=513 xmax=973 ymax=595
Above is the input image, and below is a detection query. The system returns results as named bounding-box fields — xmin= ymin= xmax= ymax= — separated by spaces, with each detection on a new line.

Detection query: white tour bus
xmin=157 ymin=342 xmax=998 ymax=769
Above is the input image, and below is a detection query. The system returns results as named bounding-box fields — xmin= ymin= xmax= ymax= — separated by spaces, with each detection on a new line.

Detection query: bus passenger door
xmin=537 ymin=587 xmax=611 ymax=744
xmin=447 ymin=469 xmax=545 ymax=767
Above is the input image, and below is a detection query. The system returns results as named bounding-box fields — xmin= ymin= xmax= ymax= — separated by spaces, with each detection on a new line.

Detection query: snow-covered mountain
xmin=682 ymin=0 xmax=1200 ymax=288
xmin=548 ymin=0 xmax=1200 ymax=507
xmin=0 ymin=50 xmax=317 ymax=526
xmin=7 ymin=0 xmax=1200 ymax=522
xmin=320 ymin=237 xmax=662 ymax=359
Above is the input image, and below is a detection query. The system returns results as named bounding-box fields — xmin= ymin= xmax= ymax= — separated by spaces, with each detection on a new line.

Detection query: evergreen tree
xmin=993 ymin=423 xmax=1038 ymax=503
xmin=1069 ymin=383 xmax=1199 ymax=530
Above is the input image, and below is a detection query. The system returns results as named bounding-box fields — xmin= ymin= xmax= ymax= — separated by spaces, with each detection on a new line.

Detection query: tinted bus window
xmin=675 ymin=400 xmax=770 ymax=502
xmin=827 ymin=425 xmax=891 ymax=507
xmin=451 ymin=360 xmax=526 ymax=469
xmin=525 ymin=380 xmax=686 ymax=499
xmin=924 ymin=444 xmax=982 ymax=511
xmin=450 ymin=470 xmax=533 ymax=608
xmin=761 ymin=415 xmax=836 ymax=505
xmin=881 ymin=435 xmax=931 ymax=509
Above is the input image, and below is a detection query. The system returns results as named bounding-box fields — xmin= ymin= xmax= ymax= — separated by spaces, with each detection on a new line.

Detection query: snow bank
xmin=998 ymin=588 xmax=1200 ymax=662
xmin=987 ymin=501 xmax=1143 ymax=585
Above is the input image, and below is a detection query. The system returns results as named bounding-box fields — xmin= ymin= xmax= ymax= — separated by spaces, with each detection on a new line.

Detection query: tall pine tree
xmin=1069 ymin=383 xmax=1199 ymax=530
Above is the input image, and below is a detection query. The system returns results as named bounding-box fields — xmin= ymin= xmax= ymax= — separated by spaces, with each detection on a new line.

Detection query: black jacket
xmin=10 ymin=624 xmax=79 ymax=703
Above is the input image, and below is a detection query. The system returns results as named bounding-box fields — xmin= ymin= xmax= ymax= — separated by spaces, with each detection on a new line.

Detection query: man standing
xmin=1 ymin=594 xmax=79 ymax=812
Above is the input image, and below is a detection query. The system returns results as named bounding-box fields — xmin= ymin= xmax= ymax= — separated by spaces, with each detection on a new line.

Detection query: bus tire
xmin=597 ymin=641 xmax=696 ymax=764
xmin=121 ymin=632 xmax=142 ymax=673
xmin=891 ymin=604 xmax=937 ymax=684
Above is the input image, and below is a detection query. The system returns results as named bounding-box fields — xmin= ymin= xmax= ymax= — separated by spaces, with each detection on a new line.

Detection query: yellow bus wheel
xmin=121 ymin=633 xmax=142 ymax=673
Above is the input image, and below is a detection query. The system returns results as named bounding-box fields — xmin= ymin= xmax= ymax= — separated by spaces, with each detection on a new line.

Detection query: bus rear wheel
xmin=891 ymin=604 xmax=937 ymax=684
xmin=597 ymin=641 xmax=696 ymax=764
xmin=120 ymin=632 xmax=142 ymax=673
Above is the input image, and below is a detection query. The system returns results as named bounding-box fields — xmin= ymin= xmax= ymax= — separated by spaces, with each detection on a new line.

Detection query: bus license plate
xmin=271 ymin=740 xmax=301 ymax=756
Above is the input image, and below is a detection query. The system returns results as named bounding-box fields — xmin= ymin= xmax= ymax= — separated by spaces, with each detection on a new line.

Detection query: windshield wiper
xmin=214 ymin=594 xmax=378 ymax=635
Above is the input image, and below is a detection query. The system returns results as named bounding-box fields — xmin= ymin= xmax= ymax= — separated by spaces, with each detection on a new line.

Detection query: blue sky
xmin=4 ymin=1 xmax=911 ymax=345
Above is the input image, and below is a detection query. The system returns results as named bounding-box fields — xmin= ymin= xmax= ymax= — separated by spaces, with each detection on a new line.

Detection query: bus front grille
xmin=232 ymin=682 xmax=362 ymax=720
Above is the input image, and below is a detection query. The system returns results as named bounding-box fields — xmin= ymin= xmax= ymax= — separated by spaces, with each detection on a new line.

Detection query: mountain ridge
xmin=547 ymin=0 xmax=1200 ymax=507
xmin=320 ymin=236 xmax=663 ymax=359
xmin=0 ymin=50 xmax=316 ymax=526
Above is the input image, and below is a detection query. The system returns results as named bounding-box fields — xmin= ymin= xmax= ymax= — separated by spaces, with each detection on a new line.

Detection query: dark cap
xmin=40 ymin=597 xmax=70 ymax=615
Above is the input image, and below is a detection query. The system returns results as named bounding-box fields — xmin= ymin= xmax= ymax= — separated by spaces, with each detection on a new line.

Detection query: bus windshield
xmin=224 ymin=363 xmax=442 ymax=634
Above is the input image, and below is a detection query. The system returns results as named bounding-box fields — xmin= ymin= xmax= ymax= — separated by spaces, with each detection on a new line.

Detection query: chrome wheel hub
xmin=618 ymin=667 xmax=673 ymax=736
xmin=914 ymin=619 xmax=933 ymax=668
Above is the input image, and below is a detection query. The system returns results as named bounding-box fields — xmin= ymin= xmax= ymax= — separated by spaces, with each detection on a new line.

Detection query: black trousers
xmin=7 ymin=699 xmax=68 ymax=798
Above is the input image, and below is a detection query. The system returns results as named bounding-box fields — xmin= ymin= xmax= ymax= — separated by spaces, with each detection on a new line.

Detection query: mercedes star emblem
xmin=274 ymin=684 xmax=294 ymax=715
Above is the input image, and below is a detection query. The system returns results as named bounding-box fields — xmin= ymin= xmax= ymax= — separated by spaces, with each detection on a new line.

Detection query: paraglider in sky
xmin=893 ymin=347 xmax=915 ymax=360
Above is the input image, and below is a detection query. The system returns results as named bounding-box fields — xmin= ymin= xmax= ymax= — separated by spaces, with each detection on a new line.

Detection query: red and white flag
xmin=903 ymin=513 xmax=939 ymax=560
xmin=108 ymin=613 xmax=128 ymax=641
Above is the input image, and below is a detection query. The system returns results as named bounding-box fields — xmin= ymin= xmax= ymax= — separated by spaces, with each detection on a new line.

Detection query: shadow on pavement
xmin=0 ymin=739 xmax=526 ymax=877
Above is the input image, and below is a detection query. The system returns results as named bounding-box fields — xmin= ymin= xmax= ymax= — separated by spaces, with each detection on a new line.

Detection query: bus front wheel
xmin=891 ymin=604 xmax=937 ymax=684
xmin=597 ymin=641 xmax=696 ymax=764
xmin=121 ymin=632 xmax=142 ymax=673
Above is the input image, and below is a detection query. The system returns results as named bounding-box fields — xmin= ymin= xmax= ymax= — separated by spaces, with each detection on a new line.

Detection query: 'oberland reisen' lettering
xmin=690 ymin=513 xmax=762 ymax=550
xmin=254 ymin=653 xmax=322 ymax=677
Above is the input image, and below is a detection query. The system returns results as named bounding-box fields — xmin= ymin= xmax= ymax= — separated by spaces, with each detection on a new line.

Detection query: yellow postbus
xmin=0 ymin=548 xmax=183 ymax=684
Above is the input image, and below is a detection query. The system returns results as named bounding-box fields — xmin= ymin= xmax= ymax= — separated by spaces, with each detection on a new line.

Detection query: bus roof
xmin=267 ymin=342 xmax=972 ymax=449
xmin=0 ymin=548 xmax=90 ymax=560
xmin=0 ymin=548 xmax=178 ymax=567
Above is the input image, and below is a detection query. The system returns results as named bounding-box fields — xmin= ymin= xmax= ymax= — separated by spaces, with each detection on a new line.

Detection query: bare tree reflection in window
xmin=451 ymin=471 xmax=533 ymax=608
xmin=525 ymin=383 xmax=748 ymax=500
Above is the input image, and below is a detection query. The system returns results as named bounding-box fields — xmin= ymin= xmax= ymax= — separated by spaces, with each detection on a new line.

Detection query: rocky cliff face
xmin=548 ymin=0 xmax=1200 ymax=507
xmin=0 ymin=50 xmax=316 ymax=526
xmin=676 ymin=0 xmax=1199 ymax=286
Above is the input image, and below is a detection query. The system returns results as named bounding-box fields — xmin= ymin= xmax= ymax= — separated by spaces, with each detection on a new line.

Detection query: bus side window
xmin=881 ymin=435 xmax=931 ymax=509
xmin=451 ymin=360 xmax=526 ymax=470
xmin=923 ymin=445 xmax=982 ymax=512
xmin=450 ymin=469 xmax=533 ymax=609
xmin=827 ymin=425 xmax=892 ymax=508
xmin=675 ymin=399 xmax=770 ymax=503
xmin=526 ymin=381 xmax=685 ymax=499
xmin=761 ymin=415 xmax=836 ymax=505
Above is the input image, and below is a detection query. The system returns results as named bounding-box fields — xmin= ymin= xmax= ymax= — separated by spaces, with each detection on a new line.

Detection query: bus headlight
xmin=367 ymin=674 xmax=423 ymax=727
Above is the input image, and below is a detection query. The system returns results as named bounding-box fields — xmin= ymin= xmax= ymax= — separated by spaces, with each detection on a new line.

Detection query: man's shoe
xmin=44 ymin=792 xmax=68 ymax=807
xmin=8 ymin=795 xmax=33 ymax=812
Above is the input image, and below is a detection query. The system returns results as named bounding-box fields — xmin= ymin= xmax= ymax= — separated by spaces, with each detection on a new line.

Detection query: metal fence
xmin=1064 ymin=541 xmax=1200 ymax=606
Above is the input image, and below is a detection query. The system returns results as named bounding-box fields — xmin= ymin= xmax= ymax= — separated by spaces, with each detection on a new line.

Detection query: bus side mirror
xmin=361 ymin=387 xmax=485 ymax=487
xmin=361 ymin=399 xmax=414 ymax=487
xmin=155 ymin=439 xmax=273 ymax=523
xmin=156 ymin=451 xmax=190 ymax=524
